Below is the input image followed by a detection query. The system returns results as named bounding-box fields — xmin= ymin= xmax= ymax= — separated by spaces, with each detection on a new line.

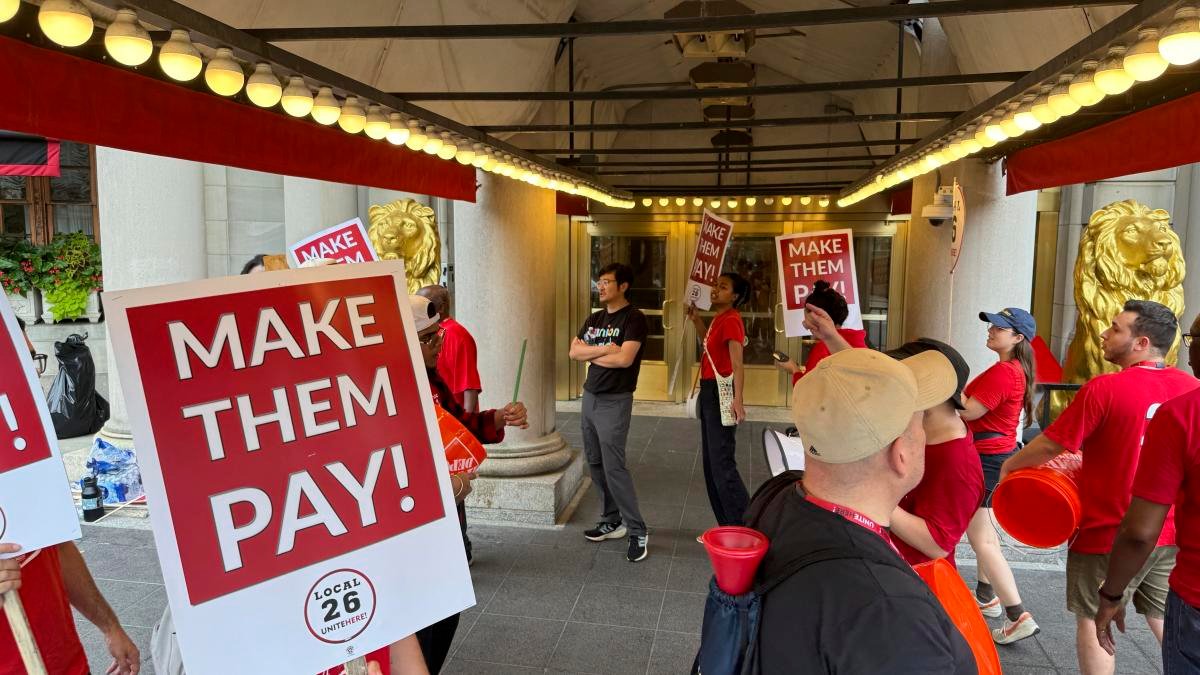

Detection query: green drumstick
xmin=512 ymin=338 xmax=528 ymax=403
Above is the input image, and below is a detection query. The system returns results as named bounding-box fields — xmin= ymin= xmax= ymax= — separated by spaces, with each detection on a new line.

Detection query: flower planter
xmin=42 ymin=290 xmax=102 ymax=324
xmin=4 ymin=289 xmax=41 ymax=324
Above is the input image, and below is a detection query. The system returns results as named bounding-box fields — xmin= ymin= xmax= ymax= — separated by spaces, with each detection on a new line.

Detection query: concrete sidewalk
xmin=70 ymin=413 xmax=1165 ymax=674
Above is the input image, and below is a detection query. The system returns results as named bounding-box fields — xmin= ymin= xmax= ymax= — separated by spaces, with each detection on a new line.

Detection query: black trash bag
xmin=47 ymin=333 xmax=109 ymax=438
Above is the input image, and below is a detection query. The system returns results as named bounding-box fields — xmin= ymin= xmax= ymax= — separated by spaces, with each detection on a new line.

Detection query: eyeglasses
xmin=595 ymin=279 xmax=617 ymax=287
xmin=418 ymin=327 xmax=445 ymax=345
xmin=1183 ymin=333 xmax=1200 ymax=347
xmin=987 ymin=324 xmax=1014 ymax=333
xmin=30 ymin=352 xmax=47 ymax=375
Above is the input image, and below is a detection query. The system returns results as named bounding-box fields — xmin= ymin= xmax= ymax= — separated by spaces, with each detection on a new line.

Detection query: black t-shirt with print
xmin=578 ymin=304 xmax=649 ymax=394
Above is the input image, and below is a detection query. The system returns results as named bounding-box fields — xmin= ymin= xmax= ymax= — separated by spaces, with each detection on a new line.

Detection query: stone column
xmin=282 ymin=177 xmax=359 ymax=245
xmin=95 ymin=148 xmax=207 ymax=448
xmin=905 ymin=158 xmax=1038 ymax=378
xmin=453 ymin=172 xmax=585 ymax=525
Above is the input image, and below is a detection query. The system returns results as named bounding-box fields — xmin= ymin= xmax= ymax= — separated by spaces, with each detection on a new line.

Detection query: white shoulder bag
xmin=686 ymin=319 xmax=739 ymax=427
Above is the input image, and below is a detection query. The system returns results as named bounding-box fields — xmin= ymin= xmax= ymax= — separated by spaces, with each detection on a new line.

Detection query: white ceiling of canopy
xmin=175 ymin=0 xmax=1137 ymax=190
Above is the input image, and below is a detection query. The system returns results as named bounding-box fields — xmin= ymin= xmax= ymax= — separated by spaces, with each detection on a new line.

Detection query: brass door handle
xmin=662 ymin=299 xmax=675 ymax=331
xmin=774 ymin=302 xmax=785 ymax=334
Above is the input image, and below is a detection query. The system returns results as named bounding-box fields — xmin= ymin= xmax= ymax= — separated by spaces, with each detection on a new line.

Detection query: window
xmin=0 ymin=141 xmax=99 ymax=243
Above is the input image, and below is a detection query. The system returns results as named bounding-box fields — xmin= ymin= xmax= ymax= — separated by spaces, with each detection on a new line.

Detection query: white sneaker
xmin=977 ymin=596 xmax=1003 ymax=619
xmin=992 ymin=612 xmax=1040 ymax=644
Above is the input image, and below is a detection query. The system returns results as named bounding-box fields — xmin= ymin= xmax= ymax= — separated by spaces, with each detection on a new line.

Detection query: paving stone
xmin=486 ymin=575 xmax=584 ymax=620
xmin=547 ymin=622 xmax=655 ymax=674
xmin=569 ymin=583 xmax=664 ymax=630
xmin=454 ymin=614 xmax=565 ymax=668
xmin=648 ymin=631 xmax=701 ymax=675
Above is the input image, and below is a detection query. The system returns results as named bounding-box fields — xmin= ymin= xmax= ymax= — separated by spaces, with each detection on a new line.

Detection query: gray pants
xmin=581 ymin=390 xmax=646 ymax=536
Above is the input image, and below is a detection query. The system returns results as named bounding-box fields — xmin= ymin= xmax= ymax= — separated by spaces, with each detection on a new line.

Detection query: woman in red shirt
xmin=960 ymin=307 xmax=1040 ymax=644
xmin=775 ymin=280 xmax=868 ymax=384
xmin=686 ymin=273 xmax=751 ymax=526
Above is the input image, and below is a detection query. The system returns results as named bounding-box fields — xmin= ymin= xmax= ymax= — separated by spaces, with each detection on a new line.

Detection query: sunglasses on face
xmin=1184 ymin=333 xmax=1200 ymax=347
xmin=29 ymin=351 xmax=47 ymax=375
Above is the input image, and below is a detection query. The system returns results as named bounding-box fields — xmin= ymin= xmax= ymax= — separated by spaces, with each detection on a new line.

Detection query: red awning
xmin=556 ymin=192 xmax=589 ymax=217
xmin=0 ymin=36 xmax=475 ymax=202
xmin=1006 ymin=89 xmax=1200 ymax=195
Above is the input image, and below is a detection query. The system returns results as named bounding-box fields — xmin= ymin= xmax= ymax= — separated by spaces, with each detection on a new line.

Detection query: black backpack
xmin=692 ymin=471 xmax=907 ymax=675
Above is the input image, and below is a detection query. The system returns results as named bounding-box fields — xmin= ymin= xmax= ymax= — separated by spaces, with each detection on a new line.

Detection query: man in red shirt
xmin=1002 ymin=300 xmax=1198 ymax=674
xmin=1095 ymin=312 xmax=1200 ymax=671
xmin=885 ymin=339 xmax=985 ymax=569
xmin=417 ymin=284 xmax=483 ymax=565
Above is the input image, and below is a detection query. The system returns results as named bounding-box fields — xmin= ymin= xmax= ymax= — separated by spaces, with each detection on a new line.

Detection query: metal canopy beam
xmin=524 ymin=137 xmax=923 ymax=155
xmin=617 ymin=182 xmax=848 ymax=194
xmin=79 ymin=0 xmax=630 ymax=199
xmin=389 ymin=72 xmax=1027 ymax=102
xmin=480 ymin=110 xmax=962 ymax=134
xmin=595 ymin=164 xmax=876 ymax=176
xmin=242 ymin=0 xmax=1129 ymax=41
xmin=569 ymin=154 xmax=888 ymax=167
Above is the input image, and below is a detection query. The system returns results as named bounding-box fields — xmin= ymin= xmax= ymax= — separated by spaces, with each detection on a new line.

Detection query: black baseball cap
xmin=979 ymin=307 xmax=1036 ymax=342
xmin=885 ymin=338 xmax=970 ymax=410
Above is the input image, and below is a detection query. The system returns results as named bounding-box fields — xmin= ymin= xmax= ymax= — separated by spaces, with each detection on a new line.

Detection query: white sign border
xmin=103 ymin=261 xmax=473 ymax=674
xmin=774 ymin=228 xmax=863 ymax=338
xmin=288 ymin=217 xmax=378 ymax=268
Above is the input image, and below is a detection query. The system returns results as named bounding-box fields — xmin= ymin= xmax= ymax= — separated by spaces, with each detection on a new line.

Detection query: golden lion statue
xmin=367 ymin=199 xmax=440 ymax=294
xmin=1062 ymin=199 xmax=1185 ymax=386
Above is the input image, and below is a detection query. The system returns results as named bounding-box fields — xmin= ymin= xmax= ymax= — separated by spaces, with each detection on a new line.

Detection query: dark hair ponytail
xmin=721 ymin=272 xmax=752 ymax=308
xmin=1013 ymin=338 xmax=1036 ymax=428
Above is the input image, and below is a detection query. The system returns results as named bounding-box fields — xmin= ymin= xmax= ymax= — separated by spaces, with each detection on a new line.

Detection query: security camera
xmin=922 ymin=186 xmax=954 ymax=226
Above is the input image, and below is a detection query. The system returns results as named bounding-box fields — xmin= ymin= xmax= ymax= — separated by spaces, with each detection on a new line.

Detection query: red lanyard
xmin=806 ymin=493 xmax=901 ymax=557
xmin=1133 ymin=360 xmax=1166 ymax=370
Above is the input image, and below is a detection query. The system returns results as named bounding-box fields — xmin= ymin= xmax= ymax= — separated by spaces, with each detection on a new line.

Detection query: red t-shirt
xmin=1134 ymin=388 xmax=1200 ymax=608
xmin=1043 ymin=365 xmax=1200 ymax=553
xmin=964 ymin=360 xmax=1026 ymax=455
xmin=0 ymin=547 xmax=88 ymax=675
xmin=895 ymin=435 xmax=985 ymax=567
xmin=792 ymin=328 xmax=869 ymax=386
xmin=701 ymin=310 xmax=746 ymax=380
xmin=436 ymin=317 xmax=482 ymax=408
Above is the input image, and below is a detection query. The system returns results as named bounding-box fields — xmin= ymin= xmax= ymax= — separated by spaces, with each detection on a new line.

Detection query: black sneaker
xmin=627 ymin=535 xmax=649 ymax=562
xmin=584 ymin=522 xmax=627 ymax=542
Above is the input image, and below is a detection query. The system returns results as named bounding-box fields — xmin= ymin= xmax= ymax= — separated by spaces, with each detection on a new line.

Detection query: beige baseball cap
xmin=792 ymin=348 xmax=957 ymax=464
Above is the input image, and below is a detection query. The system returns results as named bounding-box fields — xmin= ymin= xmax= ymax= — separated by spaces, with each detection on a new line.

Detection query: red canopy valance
xmin=0 ymin=36 xmax=475 ymax=201
xmin=1007 ymin=89 xmax=1200 ymax=195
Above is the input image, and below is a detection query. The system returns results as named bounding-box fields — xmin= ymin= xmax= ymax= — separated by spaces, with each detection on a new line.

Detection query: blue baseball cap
xmin=979 ymin=307 xmax=1036 ymax=341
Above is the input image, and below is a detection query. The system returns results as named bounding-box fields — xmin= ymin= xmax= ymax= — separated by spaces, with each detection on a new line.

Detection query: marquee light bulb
xmin=745 ymin=196 xmax=757 ymax=206
xmin=781 ymin=196 xmax=793 ymax=206
xmin=159 ymin=29 xmax=202 ymax=82
xmin=1031 ymin=93 xmax=1060 ymax=125
xmin=692 ymin=197 xmax=703 ymax=206
xmin=1014 ymin=96 xmax=1042 ymax=131
xmin=364 ymin=105 xmax=390 ymax=140
xmin=38 ymin=0 xmax=92 ymax=48
xmin=727 ymin=198 xmax=738 ymax=208
xmin=471 ymin=145 xmax=488 ymax=168
xmin=281 ymin=77 xmax=314 ymax=117
xmin=245 ymin=63 xmax=283 ymax=108
xmin=963 ymin=136 xmax=984 ymax=154
xmin=205 ymin=47 xmax=245 ymax=97
xmin=799 ymin=196 xmax=811 ymax=206
xmin=658 ymin=197 xmax=669 ymax=206
xmin=311 ymin=87 xmax=341 ymax=125
xmin=0 ymin=0 xmax=18 ymax=23
xmin=710 ymin=199 xmax=721 ymax=208
xmin=1125 ymin=28 xmax=1169 ymax=81
xmin=104 ymin=9 xmax=152 ymax=66
xmin=1160 ymin=6 xmax=1200 ymax=65
xmin=1068 ymin=60 xmax=1105 ymax=107
xmin=404 ymin=121 xmax=427 ymax=151
xmin=422 ymin=127 xmax=443 ymax=155
xmin=818 ymin=196 xmax=830 ymax=208
xmin=337 ymin=97 xmax=366 ymax=134
xmin=436 ymin=133 xmax=458 ymax=160
xmin=675 ymin=197 xmax=686 ymax=206
xmin=1094 ymin=45 xmax=1134 ymax=95
xmin=1047 ymin=74 xmax=1082 ymax=117
xmin=456 ymin=146 xmax=476 ymax=165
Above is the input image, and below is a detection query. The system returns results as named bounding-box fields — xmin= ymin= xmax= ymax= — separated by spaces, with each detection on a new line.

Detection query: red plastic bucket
xmin=914 ymin=559 xmax=1002 ymax=675
xmin=700 ymin=526 xmax=770 ymax=595
xmin=992 ymin=452 xmax=1083 ymax=548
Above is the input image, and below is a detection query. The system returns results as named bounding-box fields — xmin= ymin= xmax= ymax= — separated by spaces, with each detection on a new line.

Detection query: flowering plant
xmin=0 ymin=238 xmax=42 ymax=296
xmin=36 ymin=234 xmax=102 ymax=321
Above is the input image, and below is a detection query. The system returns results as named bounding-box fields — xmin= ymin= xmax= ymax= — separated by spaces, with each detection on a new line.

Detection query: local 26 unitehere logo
xmin=305 ymin=568 xmax=377 ymax=643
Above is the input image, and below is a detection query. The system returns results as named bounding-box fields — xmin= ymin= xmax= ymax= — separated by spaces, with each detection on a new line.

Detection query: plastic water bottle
xmin=81 ymin=476 xmax=105 ymax=522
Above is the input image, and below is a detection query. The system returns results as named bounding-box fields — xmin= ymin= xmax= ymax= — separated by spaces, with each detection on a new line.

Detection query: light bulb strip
xmin=64 ymin=0 xmax=634 ymax=206
xmin=836 ymin=0 xmax=1183 ymax=206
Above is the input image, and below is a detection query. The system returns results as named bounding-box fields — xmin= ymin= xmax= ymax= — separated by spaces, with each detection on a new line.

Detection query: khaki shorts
xmin=1066 ymin=546 xmax=1177 ymax=620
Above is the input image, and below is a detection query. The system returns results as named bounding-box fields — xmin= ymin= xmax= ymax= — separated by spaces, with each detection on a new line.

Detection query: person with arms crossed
xmin=751 ymin=305 xmax=976 ymax=673
xmin=959 ymin=307 xmax=1041 ymax=643
xmin=569 ymin=263 xmax=650 ymax=562
xmin=1095 ymin=313 xmax=1200 ymax=672
xmin=1002 ymin=300 xmax=1198 ymax=675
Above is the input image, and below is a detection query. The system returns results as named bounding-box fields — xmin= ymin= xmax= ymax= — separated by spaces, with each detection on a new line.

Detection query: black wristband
xmin=1098 ymin=587 xmax=1124 ymax=603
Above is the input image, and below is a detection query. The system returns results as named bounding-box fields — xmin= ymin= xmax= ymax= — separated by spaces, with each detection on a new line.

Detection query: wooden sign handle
xmin=2 ymin=590 xmax=47 ymax=675
xmin=341 ymin=656 xmax=369 ymax=675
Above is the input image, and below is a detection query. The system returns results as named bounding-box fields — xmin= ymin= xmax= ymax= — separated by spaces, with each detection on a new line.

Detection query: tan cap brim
xmin=903 ymin=350 xmax=959 ymax=411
